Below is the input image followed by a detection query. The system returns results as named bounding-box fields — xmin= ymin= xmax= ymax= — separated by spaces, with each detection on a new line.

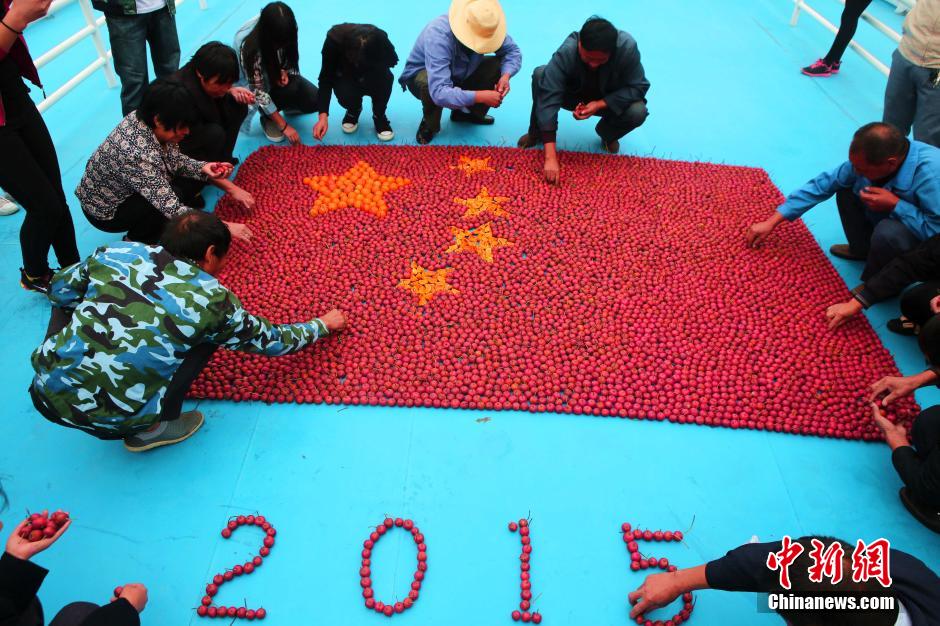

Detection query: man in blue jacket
xmin=747 ymin=122 xmax=940 ymax=280
xmin=518 ymin=17 xmax=650 ymax=183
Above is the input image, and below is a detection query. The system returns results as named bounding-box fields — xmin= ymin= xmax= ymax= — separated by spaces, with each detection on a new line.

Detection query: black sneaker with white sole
xmin=374 ymin=115 xmax=394 ymax=141
xmin=342 ymin=110 xmax=361 ymax=134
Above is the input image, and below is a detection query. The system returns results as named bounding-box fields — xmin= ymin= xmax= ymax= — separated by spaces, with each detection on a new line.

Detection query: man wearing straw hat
xmin=399 ymin=0 xmax=522 ymax=144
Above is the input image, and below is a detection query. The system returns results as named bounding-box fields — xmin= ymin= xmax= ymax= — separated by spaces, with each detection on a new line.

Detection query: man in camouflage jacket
xmin=29 ymin=211 xmax=347 ymax=451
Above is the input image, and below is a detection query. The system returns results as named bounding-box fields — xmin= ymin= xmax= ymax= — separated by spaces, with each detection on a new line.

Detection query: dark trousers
xmin=0 ymin=86 xmax=80 ymax=276
xmin=84 ymin=194 xmax=170 ymax=245
xmin=332 ymin=67 xmax=394 ymax=118
xmin=900 ymin=281 xmax=940 ymax=326
xmin=824 ymin=0 xmax=873 ymax=64
xmin=405 ymin=57 xmax=502 ymax=133
xmin=836 ymin=188 xmax=920 ymax=280
xmin=105 ymin=7 xmax=181 ymax=116
xmin=31 ymin=307 xmax=219 ymax=440
xmin=49 ymin=602 xmax=99 ymax=626
xmin=527 ymin=65 xmax=649 ymax=143
xmin=269 ymin=74 xmax=318 ymax=114
xmin=176 ymin=99 xmax=248 ymax=199
xmin=884 ymin=48 xmax=940 ymax=149
xmin=895 ymin=406 xmax=940 ymax=510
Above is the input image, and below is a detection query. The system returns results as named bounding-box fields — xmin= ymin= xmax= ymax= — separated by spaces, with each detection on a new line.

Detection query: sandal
xmin=887 ymin=317 xmax=918 ymax=336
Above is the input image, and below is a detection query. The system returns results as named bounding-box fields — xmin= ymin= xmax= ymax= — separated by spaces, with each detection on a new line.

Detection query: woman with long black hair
xmin=312 ymin=23 xmax=398 ymax=142
xmin=234 ymin=2 xmax=317 ymax=145
xmin=0 ymin=0 xmax=80 ymax=294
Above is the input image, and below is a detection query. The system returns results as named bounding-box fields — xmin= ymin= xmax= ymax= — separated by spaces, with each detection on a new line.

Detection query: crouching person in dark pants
xmin=518 ymin=16 xmax=649 ymax=183
xmin=29 ymin=211 xmax=348 ymax=453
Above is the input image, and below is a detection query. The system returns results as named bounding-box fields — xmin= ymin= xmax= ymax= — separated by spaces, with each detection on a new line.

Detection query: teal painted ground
xmin=1 ymin=1 xmax=936 ymax=624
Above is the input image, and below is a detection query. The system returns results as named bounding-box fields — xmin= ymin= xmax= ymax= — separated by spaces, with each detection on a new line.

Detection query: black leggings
xmin=824 ymin=0 xmax=873 ymax=64
xmin=269 ymin=74 xmax=318 ymax=114
xmin=0 ymin=82 xmax=80 ymax=276
xmin=84 ymin=193 xmax=174 ymax=245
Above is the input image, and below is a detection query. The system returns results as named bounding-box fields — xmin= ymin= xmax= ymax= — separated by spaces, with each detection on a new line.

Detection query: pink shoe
xmin=801 ymin=59 xmax=833 ymax=77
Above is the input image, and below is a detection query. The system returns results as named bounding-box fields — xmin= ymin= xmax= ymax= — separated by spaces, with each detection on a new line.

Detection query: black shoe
xmin=601 ymin=139 xmax=620 ymax=154
xmin=887 ymin=317 xmax=918 ymax=336
xmin=416 ymin=120 xmax=437 ymax=145
xmin=517 ymin=132 xmax=540 ymax=149
xmin=450 ymin=110 xmax=495 ymax=125
xmin=829 ymin=244 xmax=866 ymax=261
xmin=20 ymin=268 xmax=51 ymax=294
xmin=900 ymin=488 xmax=940 ymax=534
xmin=373 ymin=115 xmax=394 ymax=141
xmin=342 ymin=109 xmax=361 ymax=134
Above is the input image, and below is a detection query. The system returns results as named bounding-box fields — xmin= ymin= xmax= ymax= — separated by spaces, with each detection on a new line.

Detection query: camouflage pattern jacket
xmin=31 ymin=242 xmax=326 ymax=434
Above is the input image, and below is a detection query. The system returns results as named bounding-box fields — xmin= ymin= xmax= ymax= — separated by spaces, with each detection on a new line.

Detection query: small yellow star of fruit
xmin=454 ymin=187 xmax=510 ymax=219
xmin=450 ymin=155 xmax=494 ymax=176
xmin=397 ymin=261 xmax=459 ymax=306
xmin=445 ymin=222 xmax=512 ymax=263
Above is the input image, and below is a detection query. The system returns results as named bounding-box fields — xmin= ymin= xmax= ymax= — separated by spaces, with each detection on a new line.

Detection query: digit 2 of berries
xmin=623 ymin=522 xmax=694 ymax=625
xmin=508 ymin=517 xmax=543 ymax=624
xmin=360 ymin=517 xmax=426 ymax=617
xmin=195 ymin=514 xmax=274 ymax=620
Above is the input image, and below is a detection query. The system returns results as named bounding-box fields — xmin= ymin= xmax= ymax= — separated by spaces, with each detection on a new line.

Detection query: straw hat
xmin=448 ymin=0 xmax=507 ymax=54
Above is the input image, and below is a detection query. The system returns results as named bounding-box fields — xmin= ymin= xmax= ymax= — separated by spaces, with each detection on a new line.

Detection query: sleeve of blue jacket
xmin=778 ymin=161 xmax=857 ymax=221
xmin=893 ymin=174 xmax=940 ymax=239
xmin=495 ymin=34 xmax=522 ymax=77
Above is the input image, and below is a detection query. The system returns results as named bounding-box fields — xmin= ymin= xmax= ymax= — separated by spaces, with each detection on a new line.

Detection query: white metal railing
xmin=36 ymin=0 xmax=207 ymax=113
xmin=789 ymin=0 xmax=904 ymax=76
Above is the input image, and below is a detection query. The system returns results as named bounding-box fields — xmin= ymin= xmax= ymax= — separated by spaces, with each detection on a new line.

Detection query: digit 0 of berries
xmin=360 ymin=517 xmax=425 ymax=617
xmin=17 ymin=510 xmax=69 ymax=542
xmin=622 ymin=522 xmax=694 ymax=625
xmin=195 ymin=514 xmax=273 ymax=620
xmin=508 ymin=518 xmax=542 ymax=624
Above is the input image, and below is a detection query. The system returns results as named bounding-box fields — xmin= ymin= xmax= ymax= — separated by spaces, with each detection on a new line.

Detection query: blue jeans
xmin=884 ymin=48 xmax=940 ymax=147
xmin=105 ymin=7 xmax=180 ymax=116
xmin=836 ymin=188 xmax=920 ymax=280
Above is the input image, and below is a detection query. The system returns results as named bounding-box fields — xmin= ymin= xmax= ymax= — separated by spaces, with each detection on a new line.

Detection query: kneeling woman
xmin=77 ymin=78 xmax=251 ymax=244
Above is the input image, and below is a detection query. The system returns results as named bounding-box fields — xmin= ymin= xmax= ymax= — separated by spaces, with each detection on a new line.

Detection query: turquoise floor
xmin=2 ymin=1 xmax=938 ymax=624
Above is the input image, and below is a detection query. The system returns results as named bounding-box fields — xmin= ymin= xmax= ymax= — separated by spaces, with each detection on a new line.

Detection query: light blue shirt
xmin=778 ymin=140 xmax=940 ymax=240
xmin=398 ymin=14 xmax=522 ymax=110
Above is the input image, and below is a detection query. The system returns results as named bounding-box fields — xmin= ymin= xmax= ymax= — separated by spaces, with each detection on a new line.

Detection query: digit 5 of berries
xmin=18 ymin=510 xmax=69 ymax=541
xmin=622 ymin=522 xmax=694 ymax=625
xmin=361 ymin=517 xmax=426 ymax=617
xmin=195 ymin=514 xmax=274 ymax=620
xmin=508 ymin=517 xmax=542 ymax=624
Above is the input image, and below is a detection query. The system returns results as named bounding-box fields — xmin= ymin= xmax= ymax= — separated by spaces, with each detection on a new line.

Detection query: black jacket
xmin=706 ymin=541 xmax=940 ymax=626
xmin=316 ymin=23 xmax=398 ymax=114
xmin=853 ymin=234 xmax=940 ymax=307
xmin=172 ymin=63 xmax=245 ymax=129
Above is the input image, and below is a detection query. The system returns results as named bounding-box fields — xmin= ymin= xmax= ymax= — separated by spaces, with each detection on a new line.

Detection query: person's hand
xmin=223 ymin=221 xmax=252 ymax=242
xmin=313 ymin=115 xmax=329 ymax=141
xmin=202 ymin=162 xmax=233 ymax=179
xmin=228 ymin=87 xmax=255 ymax=105
xmin=869 ymin=375 xmax=919 ymax=406
xmin=5 ymin=515 xmax=70 ymax=561
xmin=229 ymin=187 xmax=255 ymax=212
xmin=474 ymin=90 xmax=503 ymax=109
xmin=825 ymin=299 xmax=863 ymax=330
xmin=573 ymin=100 xmax=605 ymax=120
xmin=284 ymin=124 xmax=300 ymax=145
xmin=871 ymin=403 xmax=909 ymax=448
xmin=278 ymin=69 xmax=290 ymax=87
xmin=113 ymin=583 xmax=148 ymax=613
xmin=495 ymin=73 xmax=511 ymax=97
xmin=628 ymin=572 xmax=683 ymax=619
xmin=6 ymin=0 xmax=53 ymax=29
xmin=746 ymin=219 xmax=777 ymax=248
xmin=544 ymin=155 xmax=560 ymax=185
xmin=319 ymin=309 xmax=347 ymax=333
xmin=859 ymin=187 xmax=900 ymax=213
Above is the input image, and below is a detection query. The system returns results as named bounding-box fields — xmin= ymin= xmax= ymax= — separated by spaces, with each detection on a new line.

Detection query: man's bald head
xmin=850 ymin=122 xmax=909 ymax=165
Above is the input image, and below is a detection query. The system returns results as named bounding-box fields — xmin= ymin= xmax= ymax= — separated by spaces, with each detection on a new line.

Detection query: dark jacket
xmin=172 ymin=62 xmax=245 ymax=129
xmin=532 ymin=30 xmax=649 ymax=134
xmin=853 ymin=234 xmax=940 ymax=307
xmin=0 ymin=552 xmax=139 ymax=626
xmin=316 ymin=23 xmax=398 ymax=114
xmin=706 ymin=540 xmax=940 ymax=626
xmin=91 ymin=0 xmax=175 ymax=17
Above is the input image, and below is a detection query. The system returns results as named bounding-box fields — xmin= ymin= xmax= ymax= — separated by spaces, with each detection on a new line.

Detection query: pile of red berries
xmin=195 ymin=515 xmax=273 ymax=620
xmin=360 ymin=517 xmax=426 ymax=617
xmin=508 ymin=518 xmax=542 ymax=623
xmin=18 ymin=510 xmax=69 ymax=541
xmin=193 ymin=144 xmax=918 ymax=441
xmin=623 ymin=522 xmax=693 ymax=625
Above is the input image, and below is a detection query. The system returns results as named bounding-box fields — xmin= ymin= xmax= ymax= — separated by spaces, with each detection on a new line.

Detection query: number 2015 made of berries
xmin=360 ymin=517 xmax=427 ymax=617
xmin=622 ymin=522 xmax=694 ymax=626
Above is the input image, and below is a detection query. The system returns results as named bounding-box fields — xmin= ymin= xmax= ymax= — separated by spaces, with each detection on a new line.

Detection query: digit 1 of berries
xmin=195 ymin=515 xmax=273 ymax=620
xmin=508 ymin=518 xmax=542 ymax=624
xmin=622 ymin=522 xmax=694 ymax=625
xmin=361 ymin=517 xmax=426 ymax=617
xmin=18 ymin=510 xmax=70 ymax=541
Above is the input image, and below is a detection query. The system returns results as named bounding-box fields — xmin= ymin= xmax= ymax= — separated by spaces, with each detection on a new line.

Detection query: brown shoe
xmin=829 ymin=244 xmax=866 ymax=261
xmin=601 ymin=139 xmax=620 ymax=154
xmin=900 ymin=488 xmax=940 ymax=534
xmin=517 ymin=132 xmax=540 ymax=149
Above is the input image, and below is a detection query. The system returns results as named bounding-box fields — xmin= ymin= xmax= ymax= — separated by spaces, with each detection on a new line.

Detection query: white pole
xmin=37 ymin=54 xmax=110 ymax=112
xmin=76 ymin=0 xmax=117 ymax=88
xmin=790 ymin=0 xmax=803 ymax=27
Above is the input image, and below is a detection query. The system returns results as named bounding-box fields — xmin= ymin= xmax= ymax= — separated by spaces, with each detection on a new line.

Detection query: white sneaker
xmin=0 ymin=196 xmax=20 ymax=216
xmin=342 ymin=110 xmax=360 ymax=134
xmin=374 ymin=115 xmax=394 ymax=142
xmin=377 ymin=129 xmax=395 ymax=141
xmin=261 ymin=116 xmax=285 ymax=143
